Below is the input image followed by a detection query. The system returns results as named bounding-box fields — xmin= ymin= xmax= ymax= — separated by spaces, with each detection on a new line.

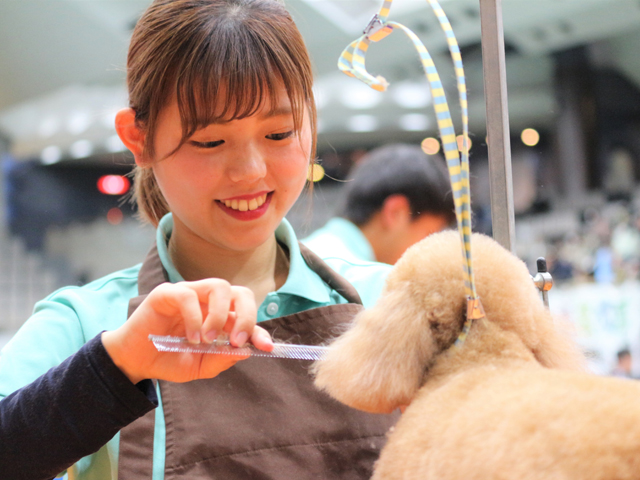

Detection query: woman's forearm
xmin=0 ymin=334 xmax=157 ymax=480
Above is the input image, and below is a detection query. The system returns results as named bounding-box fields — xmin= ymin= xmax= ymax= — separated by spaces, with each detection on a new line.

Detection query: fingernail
xmin=204 ymin=330 xmax=217 ymax=343
xmin=234 ymin=331 xmax=248 ymax=347
xmin=189 ymin=332 xmax=201 ymax=344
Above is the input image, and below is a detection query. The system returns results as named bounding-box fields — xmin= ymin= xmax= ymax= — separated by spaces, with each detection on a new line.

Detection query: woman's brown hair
xmin=127 ymin=0 xmax=317 ymax=225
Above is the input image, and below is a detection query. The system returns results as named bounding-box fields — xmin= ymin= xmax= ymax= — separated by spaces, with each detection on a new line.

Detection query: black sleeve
xmin=0 ymin=334 xmax=158 ymax=480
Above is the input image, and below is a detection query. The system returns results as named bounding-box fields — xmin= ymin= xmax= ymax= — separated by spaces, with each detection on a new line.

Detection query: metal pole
xmin=478 ymin=0 xmax=516 ymax=252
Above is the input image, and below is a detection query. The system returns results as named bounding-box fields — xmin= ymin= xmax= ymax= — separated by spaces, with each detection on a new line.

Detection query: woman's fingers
xmin=228 ymin=286 xmax=258 ymax=347
xmin=251 ymin=326 xmax=274 ymax=352
xmin=150 ymin=283 xmax=204 ymax=344
xmin=193 ymin=279 xmax=233 ymax=343
xmin=149 ymin=279 xmax=265 ymax=352
xmin=175 ymin=280 xmax=259 ymax=348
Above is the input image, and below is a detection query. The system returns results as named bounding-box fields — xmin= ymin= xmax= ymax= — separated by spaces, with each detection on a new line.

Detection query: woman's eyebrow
xmin=260 ymin=106 xmax=293 ymax=119
xmin=202 ymin=106 xmax=293 ymax=127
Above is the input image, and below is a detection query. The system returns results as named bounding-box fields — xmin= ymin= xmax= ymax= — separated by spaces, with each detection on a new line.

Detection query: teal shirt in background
xmin=0 ymin=213 xmax=391 ymax=480
xmin=301 ymin=217 xmax=376 ymax=264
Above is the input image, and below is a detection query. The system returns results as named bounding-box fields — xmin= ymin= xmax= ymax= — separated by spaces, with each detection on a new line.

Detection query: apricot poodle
xmin=314 ymin=230 xmax=640 ymax=479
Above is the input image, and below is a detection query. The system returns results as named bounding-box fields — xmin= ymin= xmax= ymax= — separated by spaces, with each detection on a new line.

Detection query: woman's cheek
xmin=280 ymin=147 xmax=310 ymax=183
xmin=295 ymin=132 xmax=313 ymax=180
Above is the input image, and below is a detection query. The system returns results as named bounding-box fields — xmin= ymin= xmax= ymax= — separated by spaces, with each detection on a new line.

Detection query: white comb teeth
xmin=149 ymin=335 xmax=328 ymax=361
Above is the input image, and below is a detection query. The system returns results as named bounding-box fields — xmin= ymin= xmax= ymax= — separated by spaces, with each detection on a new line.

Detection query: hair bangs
xmin=173 ymin=17 xmax=309 ymax=149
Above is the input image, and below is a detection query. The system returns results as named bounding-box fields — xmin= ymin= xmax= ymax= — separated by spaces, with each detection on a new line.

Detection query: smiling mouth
xmin=220 ymin=193 xmax=268 ymax=212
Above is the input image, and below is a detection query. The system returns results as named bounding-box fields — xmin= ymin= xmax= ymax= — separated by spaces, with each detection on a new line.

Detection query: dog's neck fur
xmin=423 ymin=317 xmax=541 ymax=391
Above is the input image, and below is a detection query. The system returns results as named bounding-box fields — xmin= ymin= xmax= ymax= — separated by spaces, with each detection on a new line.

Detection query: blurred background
xmin=2 ymin=0 xmax=640 ymax=375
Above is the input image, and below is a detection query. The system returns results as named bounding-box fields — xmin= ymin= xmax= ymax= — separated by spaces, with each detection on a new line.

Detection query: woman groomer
xmin=0 ymin=0 xmax=398 ymax=479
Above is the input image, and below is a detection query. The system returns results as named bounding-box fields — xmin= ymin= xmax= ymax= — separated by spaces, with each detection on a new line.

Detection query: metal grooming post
xmin=479 ymin=0 xmax=516 ymax=252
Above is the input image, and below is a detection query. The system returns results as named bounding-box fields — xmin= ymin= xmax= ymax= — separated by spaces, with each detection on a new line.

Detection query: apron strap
xmin=298 ymin=242 xmax=363 ymax=305
xmin=118 ymin=243 xmax=167 ymax=479
xmin=117 ymin=395 xmax=157 ymax=479
xmin=138 ymin=242 xmax=169 ymax=296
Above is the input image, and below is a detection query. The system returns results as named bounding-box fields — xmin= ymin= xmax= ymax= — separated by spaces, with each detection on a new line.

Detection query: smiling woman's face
xmin=150 ymin=85 xmax=312 ymax=253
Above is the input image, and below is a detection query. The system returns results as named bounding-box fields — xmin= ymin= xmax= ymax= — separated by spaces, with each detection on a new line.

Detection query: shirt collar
xmin=156 ymin=213 xmax=331 ymax=304
xmin=274 ymin=218 xmax=331 ymax=304
xmin=326 ymin=217 xmax=376 ymax=262
xmin=156 ymin=213 xmax=184 ymax=284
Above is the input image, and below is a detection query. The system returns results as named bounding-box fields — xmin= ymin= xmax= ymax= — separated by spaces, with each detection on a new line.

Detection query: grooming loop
xmin=338 ymin=0 xmax=485 ymax=345
xmin=363 ymin=14 xmax=394 ymax=42
xmin=531 ymin=257 xmax=553 ymax=308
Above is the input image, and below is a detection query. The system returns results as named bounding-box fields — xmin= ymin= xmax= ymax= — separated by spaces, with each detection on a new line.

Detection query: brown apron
xmin=118 ymin=243 xmax=398 ymax=479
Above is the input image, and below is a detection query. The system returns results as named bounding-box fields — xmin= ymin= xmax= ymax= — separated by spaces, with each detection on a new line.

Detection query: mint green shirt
xmin=302 ymin=217 xmax=376 ymax=263
xmin=0 ymin=214 xmax=390 ymax=480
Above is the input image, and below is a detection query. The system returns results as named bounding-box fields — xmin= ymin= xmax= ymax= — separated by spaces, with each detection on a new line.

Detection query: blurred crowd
xmin=522 ymin=200 xmax=640 ymax=285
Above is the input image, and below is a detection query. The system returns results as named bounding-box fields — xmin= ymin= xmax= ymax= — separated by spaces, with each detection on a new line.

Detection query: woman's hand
xmin=102 ymin=279 xmax=273 ymax=384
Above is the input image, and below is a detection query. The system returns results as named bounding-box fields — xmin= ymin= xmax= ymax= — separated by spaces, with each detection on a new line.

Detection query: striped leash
xmin=337 ymin=0 xmax=485 ymax=345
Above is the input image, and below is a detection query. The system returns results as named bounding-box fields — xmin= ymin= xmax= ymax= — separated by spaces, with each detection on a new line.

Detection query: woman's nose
xmin=227 ymin=144 xmax=268 ymax=183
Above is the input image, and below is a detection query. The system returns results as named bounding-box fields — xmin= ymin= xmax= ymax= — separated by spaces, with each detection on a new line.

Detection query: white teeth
xmin=223 ymin=194 xmax=268 ymax=212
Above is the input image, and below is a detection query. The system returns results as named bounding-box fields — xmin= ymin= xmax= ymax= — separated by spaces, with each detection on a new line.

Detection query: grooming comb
xmin=149 ymin=334 xmax=328 ymax=361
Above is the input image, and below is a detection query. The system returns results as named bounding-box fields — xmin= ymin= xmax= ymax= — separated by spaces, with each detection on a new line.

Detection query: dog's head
xmin=313 ymin=230 xmax=585 ymax=413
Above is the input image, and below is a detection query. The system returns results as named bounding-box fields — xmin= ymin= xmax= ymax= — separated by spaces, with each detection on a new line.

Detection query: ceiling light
xmin=340 ymin=83 xmax=382 ymax=110
xmin=391 ymin=81 xmax=432 ymax=109
xmin=421 ymin=137 xmax=441 ymax=155
xmin=67 ymin=111 xmax=92 ymax=135
xmin=308 ymin=164 xmax=325 ymax=182
xmin=313 ymin=85 xmax=330 ymax=110
xmin=521 ymin=128 xmax=540 ymax=147
xmin=70 ymin=139 xmax=94 ymax=159
xmin=97 ymin=175 xmax=131 ymax=195
xmin=456 ymin=135 xmax=472 ymax=154
xmin=102 ymin=109 xmax=119 ymax=130
xmin=40 ymin=146 xmax=62 ymax=165
xmin=399 ymin=113 xmax=430 ymax=131
xmin=38 ymin=117 xmax=60 ymax=138
xmin=347 ymin=115 xmax=378 ymax=132
xmin=105 ymin=135 xmax=126 ymax=153
xmin=107 ymin=207 xmax=124 ymax=225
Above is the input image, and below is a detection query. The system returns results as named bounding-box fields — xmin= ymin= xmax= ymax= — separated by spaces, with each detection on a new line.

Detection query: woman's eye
xmin=266 ymin=131 xmax=294 ymax=141
xmin=191 ymin=140 xmax=224 ymax=149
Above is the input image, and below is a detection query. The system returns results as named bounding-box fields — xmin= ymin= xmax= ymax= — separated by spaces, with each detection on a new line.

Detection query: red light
xmin=97 ymin=175 xmax=130 ymax=195
xmin=107 ymin=207 xmax=123 ymax=225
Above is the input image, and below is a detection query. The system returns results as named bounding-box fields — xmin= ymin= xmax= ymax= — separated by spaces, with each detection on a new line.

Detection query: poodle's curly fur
xmin=313 ymin=230 xmax=640 ymax=479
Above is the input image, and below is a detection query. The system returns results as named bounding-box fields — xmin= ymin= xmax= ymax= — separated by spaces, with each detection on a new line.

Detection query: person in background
xmin=303 ymin=143 xmax=455 ymax=264
xmin=611 ymin=348 xmax=634 ymax=378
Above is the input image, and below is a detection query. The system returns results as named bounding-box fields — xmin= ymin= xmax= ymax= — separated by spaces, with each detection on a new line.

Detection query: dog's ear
xmin=468 ymin=233 xmax=587 ymax=372
xmin=313 ymin=283 xmax=439 ymax=414
xmin=530 ymin=306 xmax=587 ymax=371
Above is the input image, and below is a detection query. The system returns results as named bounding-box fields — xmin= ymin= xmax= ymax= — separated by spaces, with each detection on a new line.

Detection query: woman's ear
xmin=115 ymin=108 xmax=148 ymax=166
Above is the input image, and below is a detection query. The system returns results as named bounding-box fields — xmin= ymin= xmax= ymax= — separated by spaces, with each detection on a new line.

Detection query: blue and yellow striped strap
xmin=337 ymin=0 xmax=485 ymax=344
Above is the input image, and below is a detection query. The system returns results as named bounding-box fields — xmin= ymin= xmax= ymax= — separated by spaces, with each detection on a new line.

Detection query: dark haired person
xmin=304 ymin=143 xmax=455 ymax=264
xmin=611 ymin=348 xmax=634 ymax=378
